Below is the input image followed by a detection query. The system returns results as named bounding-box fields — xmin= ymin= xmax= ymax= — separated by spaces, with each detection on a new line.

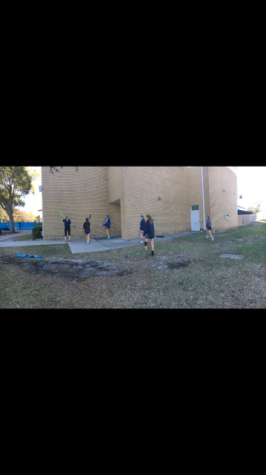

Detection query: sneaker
xmin=151 ymin=251 xmax=154 ymax=256
xmin=206 ymin=236 xmax=209 ymax=238
xmin=211 ymin=238 xmax=214 ymax=241
xmin=108 ymin=236 xmax=110 ymax=239
xmin=141 ymin=240 xmax=143 ymax=243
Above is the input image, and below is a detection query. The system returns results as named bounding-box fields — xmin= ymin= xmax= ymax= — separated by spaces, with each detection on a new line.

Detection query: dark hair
xmin=207 ymin=216 xmax=209 ymax=219
xmin=86 ymin=218 xmax=89 ymax=223
xmin=106 ymin=215 xmax=109 ymax=219
xmin=146 ymin=214 xmax=153 ymax=224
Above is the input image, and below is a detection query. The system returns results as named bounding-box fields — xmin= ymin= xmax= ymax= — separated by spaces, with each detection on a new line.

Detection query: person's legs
xmin=64 ymin=229 xmax=67 ymax=242
xmin=68 ymin=229 xmax=71 ymax=242
xmin=151 ymin=238 xmax=154 ymax=254
xmin=140 ymin=231 xmax=143 ymax=243
xmin=145 ymin=238 xmax=148 ymax=254
xmin=87 ymin=232 xmax=90 ymax=243
xmin=106 ymin=228 xmax=110 ymax=239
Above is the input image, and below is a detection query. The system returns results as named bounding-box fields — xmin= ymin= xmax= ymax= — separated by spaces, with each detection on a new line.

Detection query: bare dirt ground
xmin=1 ymin=222 xmax=266 ymax=308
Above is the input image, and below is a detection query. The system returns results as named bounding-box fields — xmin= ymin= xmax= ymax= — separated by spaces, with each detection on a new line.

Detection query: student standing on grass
xmin=143 ymin=214 xmax=155 ymax=256
xmin=103 ymin=215 xmax=111 ymax=239
xmin=206 ymin=216 xmax=214 ymax=241
xmin=140 ymin=215 xmax=146 ymax=243
xmin=63 ymin=216 xmax=71 ymax=243
xmin=83 ymin=217 xmax=91 ymax=244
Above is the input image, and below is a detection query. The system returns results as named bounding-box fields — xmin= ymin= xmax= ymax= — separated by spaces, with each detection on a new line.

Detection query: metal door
xmin=191 ymin=205 xmax=200 ymax=231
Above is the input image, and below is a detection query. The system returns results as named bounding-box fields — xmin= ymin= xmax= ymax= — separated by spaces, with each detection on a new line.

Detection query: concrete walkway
xmin=0 ymin=230 xmax=33 ymax=242
xmin=0 ymin=231 xmax=199 ymax=254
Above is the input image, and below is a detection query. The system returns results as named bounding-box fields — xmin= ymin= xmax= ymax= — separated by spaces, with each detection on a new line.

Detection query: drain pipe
xmin=201 ymin=167 xmax=206 ymax=231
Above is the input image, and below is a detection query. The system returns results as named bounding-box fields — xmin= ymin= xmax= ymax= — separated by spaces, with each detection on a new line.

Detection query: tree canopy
xmin=0 ymin=166 xmax=40 ymax=232
xmin=247 ymin=201 xmax=262 ymax=214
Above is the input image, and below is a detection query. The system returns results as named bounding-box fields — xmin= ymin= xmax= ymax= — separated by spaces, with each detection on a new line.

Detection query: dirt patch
xmin=167 ymin=259 xmax=192 ymax=269
xmin=0 ymin=255 xmax=134 ymax=282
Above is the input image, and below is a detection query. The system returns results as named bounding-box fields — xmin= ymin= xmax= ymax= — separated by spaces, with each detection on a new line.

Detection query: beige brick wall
xmin=207 ymin=167 xmax=238 ymax=233
xmin=42 ymin=166 xmax=119 ymax=239
xmin=42 ymin=166 xmax=238 ymax=239
xmin=121 ymin=167 xmax=191 ymax=238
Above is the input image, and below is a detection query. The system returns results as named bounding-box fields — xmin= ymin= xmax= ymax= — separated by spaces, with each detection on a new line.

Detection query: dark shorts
xmin=146 ymin=234 xmax=154 ymax=240
xmin=85 ymin=230 xmax=90 ymax=234
xmin=65 ymin=228 xmax=70 ymax=236
xmin=207 ymin=227 xmax=212 ymax=231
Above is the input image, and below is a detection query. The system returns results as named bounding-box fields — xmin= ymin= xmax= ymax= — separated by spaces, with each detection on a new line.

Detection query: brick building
xmin=41 ymin=166 xmax=238 ymax=239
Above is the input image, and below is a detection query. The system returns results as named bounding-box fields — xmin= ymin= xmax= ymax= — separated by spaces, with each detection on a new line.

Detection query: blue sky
xmin=22 ymin=167 xmax=266 ymax=217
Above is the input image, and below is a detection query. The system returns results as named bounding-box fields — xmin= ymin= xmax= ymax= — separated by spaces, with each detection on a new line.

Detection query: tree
xmin=13 ymin=209 xmax=36 ymax=222
xmin=0 ymin=206 xmax=9 ymax=222
xmin=247 ymin=200 xmax=262 ymax=215
xmin=0 ymin=167 xmax=40 ymax=233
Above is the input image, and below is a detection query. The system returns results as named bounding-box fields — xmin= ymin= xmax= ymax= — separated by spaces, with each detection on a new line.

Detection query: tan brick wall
xmin=207 ymin=167 xmax=238 ymax=233
xmin=42 ymin=166 xmax=118 ymax=239
xmin=121 ymin=167 xmax=191 ymax=238
xmin=42 ymin=166 xmax=238 ymax=240
xmin=108 ymin=167 xmax=124 ymax=204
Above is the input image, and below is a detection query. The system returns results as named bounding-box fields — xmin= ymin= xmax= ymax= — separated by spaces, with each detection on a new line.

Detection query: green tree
xmin=0 ymin=167 xmax=40 ymax=233
xmin=0 ymin=206 xmax=9 ymax=222
xmin=13 ymin=209 xmax=36 ymax=222
xmin=247 ymin=200 xmax=262 ymax=215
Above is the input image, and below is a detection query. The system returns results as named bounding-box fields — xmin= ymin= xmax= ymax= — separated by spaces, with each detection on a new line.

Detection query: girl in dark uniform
xmin=143 ymin=214 xmax=155 ymax=256
xmin=103 ymin=215 xmax=111 ymax=239
xmin=83 ymin=217 xmax=91 ymax=244
xmin=140 ymin=215 xmax=146 ymax=243
xmin=63 ymin=216 xmax=71 ymax=243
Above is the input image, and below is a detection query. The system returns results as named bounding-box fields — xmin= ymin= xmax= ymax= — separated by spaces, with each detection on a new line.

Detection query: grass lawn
xmin=1 ymin=222 xmax=266 ymax=309
xmin=12 ymin=233 xmax=34 ymax=241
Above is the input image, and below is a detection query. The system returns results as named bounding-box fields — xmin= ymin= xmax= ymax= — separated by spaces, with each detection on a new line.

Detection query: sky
xmin=22 ymin=166 xmax=266 ymax=218
xmin=236 ymin=166 xmax=266 ymax=210
xmin=23 ymin=167 xmax=42 ymax=218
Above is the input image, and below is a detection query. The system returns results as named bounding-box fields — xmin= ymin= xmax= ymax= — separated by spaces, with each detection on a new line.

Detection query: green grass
xmin=12 ymin=233 xmax=34 ymax=241
xmin=1 ymin=222 xmax=266 ymax=308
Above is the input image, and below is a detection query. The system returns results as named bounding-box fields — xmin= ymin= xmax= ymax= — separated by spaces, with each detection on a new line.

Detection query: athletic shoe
xmin=211 ymin=238 xmax=214 ymax=241
xmin=206 ymin=236 xmax=209 ymax=238
xmin=141 ymin=240 xmax=143 ymax=243
xmin=108 ymin=236 xmax=110 ymax=239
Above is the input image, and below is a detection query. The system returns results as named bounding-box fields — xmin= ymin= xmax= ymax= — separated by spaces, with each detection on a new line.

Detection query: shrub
xmin=32 ymin=225 xmax=42 ymax=239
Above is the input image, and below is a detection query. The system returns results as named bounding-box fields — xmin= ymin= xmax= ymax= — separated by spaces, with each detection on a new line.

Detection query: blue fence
xmin=0 ymin=222 xmax=43 ymax=231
